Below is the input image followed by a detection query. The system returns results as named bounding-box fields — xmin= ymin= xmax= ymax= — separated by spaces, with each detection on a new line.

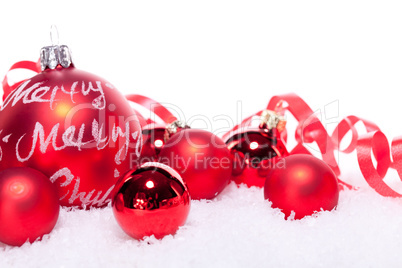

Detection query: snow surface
xmin=1 ymin=182 xmax=402 ymax=268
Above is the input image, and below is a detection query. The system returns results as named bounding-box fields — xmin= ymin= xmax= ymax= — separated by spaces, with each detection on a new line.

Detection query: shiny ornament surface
xmin=0 ymin=167 xmax=60 ymax=246
xmin=140 ymin=124 xmax=166 ymax=162
xmin=226 ymin=128 xmax=288 ymax=187
xmin=264 ymin=154 xmax=339 ymax=220
xmin=0 ymin=66 xmax=142 ymax=208
xmin=112 ymin=162 xmax=190 ymax=240
xmin=159 ymin=129 xmax=232 ymax=200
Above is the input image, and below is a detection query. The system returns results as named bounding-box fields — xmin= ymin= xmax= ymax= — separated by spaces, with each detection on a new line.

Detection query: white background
xmin=1 ymin=1 xmax=402 ymax=267
xmin=1 ymin=0 xmax=401 ymax=136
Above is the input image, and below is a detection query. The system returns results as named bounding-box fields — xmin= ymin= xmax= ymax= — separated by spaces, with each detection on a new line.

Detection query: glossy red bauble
xmin=226 ymin=128 xmax=288 ymax=187
xmin=139 ymin=124 xmax=166 ymax=162
xmin=264 ymin=154 xmax=339 ymax=220
xmin=159 ymin=129 xmax=232 ymax=200
xmin=112 ymin=162 xmax=190 ymax=240
xmin=0 ymin=167 xmax=60 ymax=246
xmin=0 ymin=66 xmax=142 ymax=208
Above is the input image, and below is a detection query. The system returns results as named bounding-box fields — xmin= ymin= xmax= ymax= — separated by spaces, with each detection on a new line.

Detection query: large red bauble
xmin=112 ymin=162 xmax=190 ymax=240
xmin=226 ymin=128 xmax=288 ymax=187
xmin=264 ymin=154 xmax=339 ymax=220
xmin=0 ymin=66 xmax=142 ymax=208
xmin=159 ymin=129 xmax=232 ymax=200
xmin=0 ymin=167 xmax=60 ymax=246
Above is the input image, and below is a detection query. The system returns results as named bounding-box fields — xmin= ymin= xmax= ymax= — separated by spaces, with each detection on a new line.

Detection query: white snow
xmin=1 ymin=181 xmax=402 ymax=267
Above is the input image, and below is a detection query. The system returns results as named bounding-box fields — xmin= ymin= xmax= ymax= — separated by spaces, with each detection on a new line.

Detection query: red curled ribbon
xmin=2 ymin=60 xmax=41 ymax=101
xmin=222 ymin=93 xmax=402 ymax=195
xmin=125 ymin=94 xmax=177 ymax=127
xmin=3 ymin=60 xmax=402 ymax=197
xmin=267 ymin=94 xmax=401 ymax=196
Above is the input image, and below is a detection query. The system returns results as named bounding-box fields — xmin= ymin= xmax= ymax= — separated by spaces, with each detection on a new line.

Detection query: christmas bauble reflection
xmin=112 ymin=162 xmax=191 ymax=240
xmin=226 ymin=127 xmax=288 ymax=187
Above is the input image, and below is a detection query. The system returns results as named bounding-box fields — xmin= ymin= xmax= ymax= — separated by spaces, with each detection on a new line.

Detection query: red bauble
xmin=264 ymin=154 xmax=339 ymax=220
xmin=0 ymin=66 xmax=142 ymax=208
xmin=159 ymin=129 xmax=232 ymax=200
xmin=226 ymin=128 xmax=288 ymax=187
xmin=0 ymin=167 xmax=60 ymax=246
xmin=112 ymin=162 xmax=190 ymax=240
xmin=139 ymin=124 xmax=166 ymax=162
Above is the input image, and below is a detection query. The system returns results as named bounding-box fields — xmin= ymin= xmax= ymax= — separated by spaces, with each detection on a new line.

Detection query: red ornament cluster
xmin=126 ymin=94 xmax=342 ymax=219
xmin=2 ymin=34 xmax=402 ymax=245
xmin=126 ymin=95 xmax=232 ymax=200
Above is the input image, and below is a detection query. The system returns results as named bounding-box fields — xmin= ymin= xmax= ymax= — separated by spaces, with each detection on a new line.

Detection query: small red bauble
xmin=226 ymin=127 xmax=288 ymax=187
xmin=112 ymin=162 xmax=190 ymax=240
xmin=0 ymin=46 xmax=141 ymax=208
xmin=139 ymin=121 xmax=190 ymax=165
xmin=264 ymin=154 xmax=339 ymax=220
xmin=0 ymin=167 xmax=60 ymax=246
xmin=139 ymin=124 xmax=166 ymax=162
xmin=159 ymin=129 xmax=232 ymax=200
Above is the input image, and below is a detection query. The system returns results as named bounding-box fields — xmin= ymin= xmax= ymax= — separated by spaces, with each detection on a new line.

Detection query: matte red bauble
xmin=264 ymin=154 xmax=339 ymax=220
xmin=226 ymin=110 xmax=288 ymax=187
xmin=159 ymin=129 xmax=232 ymax=200
xmin=0 ymin=45 xmax=142 ymax=208
xmin=0 ymin=167 xmax=60 ymax=246
xmin=112 ymin=162 xmax=190 ymax=240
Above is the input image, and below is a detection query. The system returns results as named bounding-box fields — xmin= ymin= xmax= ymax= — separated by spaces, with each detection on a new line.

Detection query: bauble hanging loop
xmin=40 ymin=27 xmax=72 ymax=71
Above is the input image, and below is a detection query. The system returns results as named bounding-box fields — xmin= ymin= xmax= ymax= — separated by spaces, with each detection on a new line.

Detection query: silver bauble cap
xmin=40 ymin=26 xmax=73 ymax=71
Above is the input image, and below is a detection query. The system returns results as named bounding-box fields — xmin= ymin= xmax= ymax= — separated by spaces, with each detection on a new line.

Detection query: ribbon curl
xmin=233 ymin=93 xmax=401 ymax=196
xmin=125 ymin=94 xmax=177 ymax=127
xmin=2 ymin=60 xmax=41 ymax=101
